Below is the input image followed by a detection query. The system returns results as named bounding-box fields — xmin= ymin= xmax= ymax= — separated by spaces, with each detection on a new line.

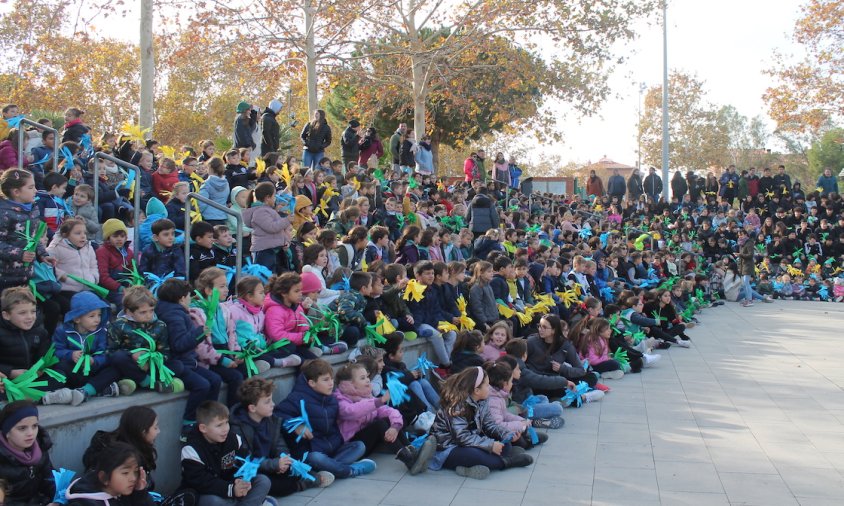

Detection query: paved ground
xmin=285 ymin=301 xmax=844 ymax=506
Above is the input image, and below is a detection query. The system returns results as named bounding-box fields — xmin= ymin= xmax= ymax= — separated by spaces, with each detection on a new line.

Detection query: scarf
xmin=0 ymin=433 xmax=42 ymax=466
xmin=337 ymin=380 xmax=373 ymax=403
xmin=238 ymin=298 xmax=262 ymax=315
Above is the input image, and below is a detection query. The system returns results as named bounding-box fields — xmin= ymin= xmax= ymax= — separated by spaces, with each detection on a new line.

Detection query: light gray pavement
xmin=286 ymin=301 xmax=844 ymax=505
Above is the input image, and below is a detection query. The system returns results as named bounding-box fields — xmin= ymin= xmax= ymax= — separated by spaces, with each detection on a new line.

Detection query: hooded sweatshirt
xmin=198 ymin=175 xmax=230 ymax=220
xmin=46 ymin=234 xmax=99 ymax=293
xmin=65 ymin=472 xmax=153 ymax=506
xmin=52 ymin=291 xmax=110 ymax=370
xmin=333 ymin=380 xmax=403 ymax=442
xmin=226 ymin=187 xmax=253 ymax=237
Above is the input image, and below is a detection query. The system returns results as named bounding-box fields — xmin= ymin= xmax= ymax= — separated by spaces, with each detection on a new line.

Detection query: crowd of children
xmin=0 ymin=102 xmax=842 ymax=505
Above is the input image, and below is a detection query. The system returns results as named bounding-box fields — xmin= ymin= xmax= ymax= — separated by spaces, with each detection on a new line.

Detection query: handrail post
xmin=186 ymin=192 xmax=243 ymax=295
xmin=92 ymin=152 xmax=141 ymax=260
xmin=17 ymin=119 xmax=59 ymax=171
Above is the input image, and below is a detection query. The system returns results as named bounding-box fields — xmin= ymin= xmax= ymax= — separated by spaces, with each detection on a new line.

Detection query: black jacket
xmin=340 ymin=126 xmax=361 ymax=161
xmin=399 ymin=140 xmax=416 ymax=167
xmin=66 ymin=472 xmax=153 ymax=506
xmin=643 ymin=173 xmax=663 ymax=198
xmin=0 ymin=313 xmax=48 ymax=377
xmin=180 ymin=427 xmax=246 ymax=498
xmin=627 ymin=174 xmax=644 ymax=200
xmin=0 ymin=429 xmax=55 ymax=506
xmin=301 ymin=122 xmax=332 ymax=154
xmin=467 ymin=194 xmax=500 ymax=233
xmin=234 ymin=111 xmax=258 ymax=149
xmin=229 ymin=404 xmax=293 ymax=475
xmin=671 ymin=173 xmax=688 ymax=198
xmin=260 ymin=108 xmax=280 ymax=154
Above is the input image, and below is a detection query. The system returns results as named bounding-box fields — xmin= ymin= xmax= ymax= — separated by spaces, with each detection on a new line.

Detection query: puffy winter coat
xmin=467 ymin=194 xmax=499 ymax=233
xmin=430 ymin=396 xmax=509 ymax=454
xmin=0 ymin=312 xmax=48 ymax=377
xmin=0 ymin=428 xmax=56 ymax=506
xmin=155 ymin=300 xmax=203 ymax=364
xmin=300 ymin=121 xmax=332 ymax=154
xmin=198 ymin=175 xmax=230 ymax=221
xmin=0 ymin=198 xmax=49 ymax=290
xmin=468 ymin=282 xmax=498 ymax=325
xmin=46 ymin=235 xmax=99 ymax=292
xmin=333 ymin=381 xmax=403 ymax=442
xmin=263 ymin=293 xmax=307 ymax=345
xmin=241 ymin=204 xmax=291 ymax=252
xmin=487 ymin=387 xmax=526 ymax=433
xmin=138 ymin=242 xmax=186 ymax=280
xmin=525 ymin=334 xmax=588 ymax=381
xmin=229 ymin=403 xmax=291 ymax=474
xmin=0 ymin=139 xmax=19 ymax=171
xmin=274 ymin=374 xmax=344 ymax=458
xmin=52 ymin=291 xmax=110 ymax=370
xmin=95 ymin=242 xmax=134 ymax=292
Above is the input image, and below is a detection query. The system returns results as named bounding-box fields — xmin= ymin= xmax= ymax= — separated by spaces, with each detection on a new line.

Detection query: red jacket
xmin=0 ymin=140 xmax=19 ymax=172
xmin=95 ymin=242 xmax=134 ymax=291
xmin=152 ymin=170 xmax=180 ymax=202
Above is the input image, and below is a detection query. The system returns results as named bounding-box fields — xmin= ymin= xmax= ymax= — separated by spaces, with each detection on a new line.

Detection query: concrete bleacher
xmin=39 ymin=338 xmax=433 ymax=493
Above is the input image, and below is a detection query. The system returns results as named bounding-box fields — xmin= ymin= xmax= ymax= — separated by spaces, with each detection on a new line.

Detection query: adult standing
xmin=415 ymin=134 xmax=434 ymax=176
xmin=586 ymin=170 xmax=604 ymax=198
xmin=817 ymin=168 xmax=839 ymax=196
xmin=705 ymin=172 xmax=720 ymax=197
xmin=399 ymin=128 xmax=418 ymax=174
xmin=508 ymin=157 xmax=522 ymax=190
xmin=475 ymin=149 xmax=487 ymax=182
xmin=758 ymin=167 xmax=775 ymax=197
xmin=260 ymin=99 xmax=282 ymax=155
xmin=643 ymin=166 xmax=663 ymax=202
xmin=389 ymin=123 xmax=407 ymax=174
xmin=357 ymin=127 xmax=384 ymax=168
xmin=719 ymin=165 xmax=739 ymax=205
xmin=746 ymin=167 xmax=760 ymax=198
xmin=300 ymin=109 xmax=332 ymax=169
xmin=773 ymin=165 xmax=792 ymax=197
xmin=340 ymin=119 xmax=362 ymax=170
xmin=607 ymin=168 xmax=626 ymax=203
xmin=464 ymin=152 xmax=480 ymax=183
xmin=467 ymin=187 xmax=499 ymax=237
xmin=671 ymin=170 xmax=688 ymax=201
xmin=233 ymin=101 xmax=258 ymax=150
xmin=626 ymin=168 xmax=644 ymax=202
xmin=686 ymin=170 xmax=701 ymax=202
xmin=493 ymin=152 xmax=510 ymax=190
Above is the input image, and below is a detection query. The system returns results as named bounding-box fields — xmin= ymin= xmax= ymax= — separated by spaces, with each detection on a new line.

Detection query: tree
xmin=764 ymin=0 xmax=844 ymax=134
xmin=807 ymin=128 xmax=844 ymax=179
xmin=639 ymin=72 xmax=730 ymax=170
xmin=358 ymin=0 xmax=658 ymax=138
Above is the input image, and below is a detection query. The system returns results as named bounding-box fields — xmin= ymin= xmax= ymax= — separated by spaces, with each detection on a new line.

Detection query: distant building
xmin=581 ymin=156 xmax=638 ymax=183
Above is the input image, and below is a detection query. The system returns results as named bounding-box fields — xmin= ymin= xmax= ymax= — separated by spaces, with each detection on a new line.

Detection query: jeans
xmin=210 ymin=363 xmax=244 ymax=407
xmin=409 ymin=379 xmax=440 ymax=411
xmin=302 ymin=150 xmax=324 ymax=169
xmin=738 ymin=284 xmax=765 ymax=301
xmin=417 ymin=324 xmax=456 ymax=366
xmin=305 ymin=441 xmax=366 ymax=478
xmin=526 ymin=395 xmax=563 ymax=419
xmin=176 ymin=360 xmax=222 ymax=422
xmin=54 ymin=360 xmax=121 ymax=393
xmin=197 ymin=474 xmax=270 ymax=506
xmin=442 ymin=446 xmax=507 ymax=471
xmin=741 ymin=275 xmax=755 ymax=302
xmin=253 ymin=248 xmax=278 ymax=274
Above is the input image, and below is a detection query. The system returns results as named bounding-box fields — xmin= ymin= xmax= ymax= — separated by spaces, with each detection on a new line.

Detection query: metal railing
xmin=93 ymin=153 xmax=142 ymax=259
xmin=185 ymin=193 xmax=243 ymax=293
xmin=17 ymin=119 xmax=59 ymax=171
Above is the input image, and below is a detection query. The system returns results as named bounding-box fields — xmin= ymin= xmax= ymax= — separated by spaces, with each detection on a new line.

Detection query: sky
xmin=547 ymin=0 xmax=803 ymax=167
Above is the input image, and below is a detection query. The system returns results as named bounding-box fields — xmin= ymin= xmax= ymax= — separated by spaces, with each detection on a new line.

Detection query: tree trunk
xmin=139 ymin=0 xmax=154 ymax=130
xmin=303 ymin=0 xmax=319 ymax=117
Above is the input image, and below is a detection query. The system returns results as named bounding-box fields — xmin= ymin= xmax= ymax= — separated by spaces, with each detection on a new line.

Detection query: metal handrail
xmin=185 ymin=192 xmax=243 ymax=293
xmin=93 ymin=153 xmax=142 ymax=259
xmin=17 ymin=119 xmax=59 ymax=171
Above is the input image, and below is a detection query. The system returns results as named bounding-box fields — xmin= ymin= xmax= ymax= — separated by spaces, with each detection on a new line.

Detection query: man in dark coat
xmin=627 ymin=169 xmax=644 ymax=201
xmin=340 ymin=120 xmax=361 ymax=170
xmin=643 ymin=166 xmax=663 ymax=202
xmin=260 ymin=99 xmax=282 ymax=155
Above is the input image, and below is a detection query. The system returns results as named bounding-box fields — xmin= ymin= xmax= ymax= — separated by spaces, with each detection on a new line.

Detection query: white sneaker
xmin=674 ymin=339 xmax=691 ymax=348
xmin=634 ymin=341 xmax=649 ymax=354
xmin=41 ymin=388 xmax=74 ymax=405
xmin=413 ymin=411 xmax=435 ymax=432
xmin=582 ymin=390 xmax=605 ymax=403
xmin=600 ymin=369 xmax=624 ymax=380
xmin=642 ymin=353 xmax=661 ymax=367
xmin=254 ymin=360 xmax=271 ymax=374
xmin=646 ymin=337 xmax=659 ymax=350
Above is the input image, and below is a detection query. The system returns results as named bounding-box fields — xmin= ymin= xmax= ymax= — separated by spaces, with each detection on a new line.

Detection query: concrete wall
xmin=39 ymin=339 xmax=432 ymax=494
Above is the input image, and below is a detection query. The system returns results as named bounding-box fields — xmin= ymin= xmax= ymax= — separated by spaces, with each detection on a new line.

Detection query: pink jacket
xmin=487 ymin=387 xmax=526 ymax=434
xmin=46 ymin=236 xmax=99 ymax=292
xmin=188 ymin=304 xmax=236 ymax=366
xmin=334 ymin=381 xmax=403 ymax=441
xmin=481 ymin=343 xmax=504 ymax=362
xmin=582 ymin=340 xmax=610 ymax=366
xmin=226 ymin=298 xmax=265 ymax=337
xmin=241 ymin=204 xmax=292 ymax=252
xmin=263 ymin=293 xmax=307 ymax=345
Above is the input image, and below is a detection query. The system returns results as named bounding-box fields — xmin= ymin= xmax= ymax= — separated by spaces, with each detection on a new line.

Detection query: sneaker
xmin=674 ymin=339 xmax=691 ymax=348
xmin=71 ymin=389 xmax=87 ymax=406
xmin=684 ymin=321 xmax=696 ymax=329
xmin=322 ymin=341 xmax=349 ymax=355
xmin=155 ymin=380 xmax=176 ymax=394
xmin=582 ymin=390 xmax=605 ymax=403
xmin=532 ymin=416 xmax=565 ymax=429
xmin=118 ymin=379 xmax=137 ymax=396
xmin=502 ymin=452 xmax=533 ymax=468
xmin=600 ymin=370 xmax=624 ymax=380
xmin=763 ymin=296 xmax=774 ymax=303
xmin=413 ymin=435 xmax=437 ymax=474
xmin=642 ymin=353 xmax=661 ymax=367
xmin=349 ymin=459 xmax=377 ymax=477
xmin=171 ymin=378 xmax=185 ymax=393
xmin=262 ymin=497 xmax=278 ymax=506
xmin=280 ymin=355 xmax=303 ymax=368
xmin=403 ymin=331 xmax=418 ymax=340
xmin=302 ymin=471 xmax=335 ymax=490
xmin=309 ymin=346 xmax=324 ymax=358
xmin=254 ymin=360 xmax=271 ymax=374
xmin=655 ymin=341 xmax=672 ymax=350
xmin=103 ymin=382 xmax=121 ymax=397
xmin=455 ymin=465 xmax=490 ymax=480
xmin=41 ymin=388 xmax=74 ymax=405
xmin=594 ymin=383 xmax=611 ymax=392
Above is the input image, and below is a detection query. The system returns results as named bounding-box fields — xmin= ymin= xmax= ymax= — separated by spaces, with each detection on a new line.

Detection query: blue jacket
xmin=415 ymin=143 xmax=433 ymax=173
xmin=198 ymin=176 xmax=229 ymax=220
xmin=406 ymin=284 xmax=450 ymax=328
xmin=155 ymin=300 xmax=203 ymax=363
xmin=508 ymin=164 xmax=522 ymax=189
xmin=816 ymin=175 xmax=839 ymax=196
xmin=52 ymin=292 xmax=110 ymax=369
xmin=437 ymin=283 xmax=460 ymax=319
xmin=490 ymin=274 xmax=510 ymax=302
xmin=139 ymin=242 xmax=186 ymax=279
xmin=274 ymin=374 xmax=343 ymax=458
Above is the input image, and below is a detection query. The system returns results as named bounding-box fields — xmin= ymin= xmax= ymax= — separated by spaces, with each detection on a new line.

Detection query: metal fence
xmin=17 ymin=119 xmax=59 ymax=171
xmin=185 ymin=192 xmax=243 ymax=294
xmin=92 ymin=152 xmax=142 ymax=259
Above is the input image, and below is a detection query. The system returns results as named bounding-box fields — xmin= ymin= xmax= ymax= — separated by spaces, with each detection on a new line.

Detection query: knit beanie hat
xmin=236 ymin=101 xmax=250 ymax=113
xmin=102 ymin=218 xmax=128 ymax=240
xmin=269 ymin=99 xmax=283 ymax=113
xmin=300 ymin=271 xmax=322 ymax=295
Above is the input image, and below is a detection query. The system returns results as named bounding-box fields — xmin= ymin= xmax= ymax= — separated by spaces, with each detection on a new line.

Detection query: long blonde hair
xmin=469 ymin=260 xmax=492 ymax=287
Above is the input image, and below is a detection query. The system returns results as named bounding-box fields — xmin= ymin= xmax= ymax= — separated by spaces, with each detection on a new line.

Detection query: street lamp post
xmin=638 ymin=82 xmax=647 ymax=171
xmin=661 ymin=0 xmax=670 ymax=201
